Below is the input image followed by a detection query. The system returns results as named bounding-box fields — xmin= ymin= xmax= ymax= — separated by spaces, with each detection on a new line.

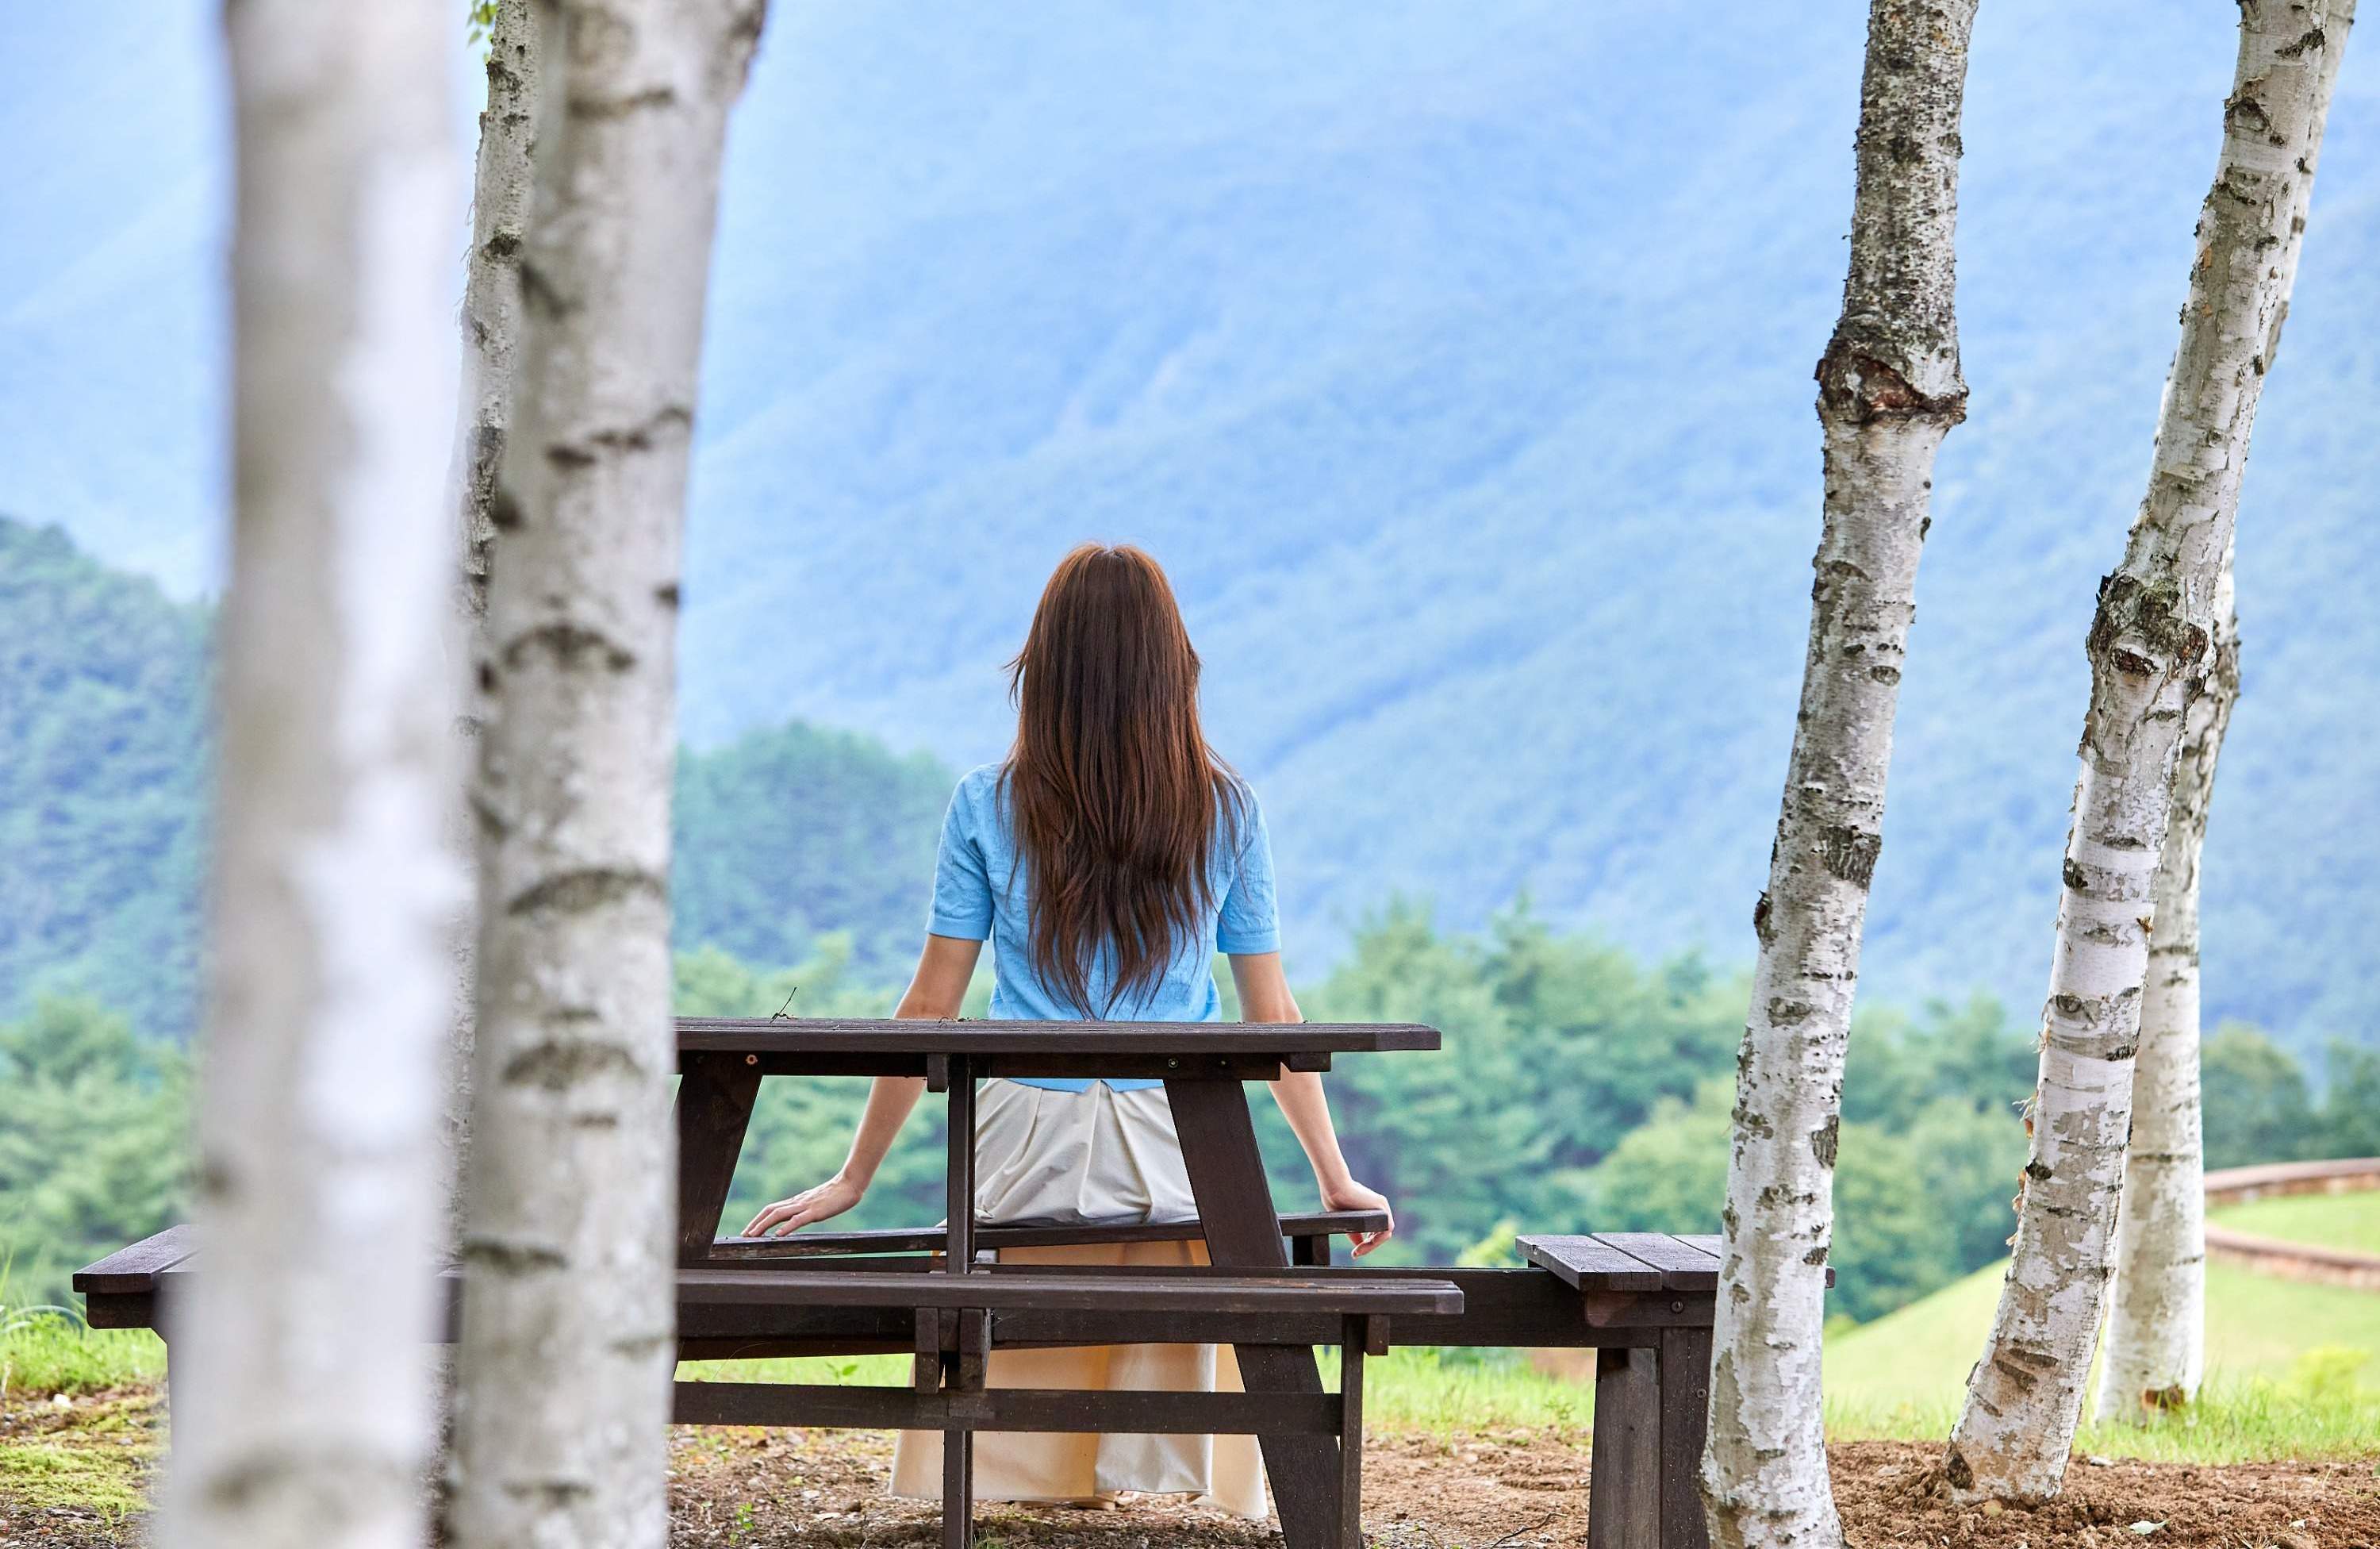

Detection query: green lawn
xmin=1821 ymin=1251 xmax=2380 ymax=1460
xmin=2211 ymin=1187 xmax=2380 ymax=1256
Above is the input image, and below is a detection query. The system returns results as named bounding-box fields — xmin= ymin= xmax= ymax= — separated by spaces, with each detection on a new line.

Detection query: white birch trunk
xmin=443 ymin=0 xmax=545 ymax=1238
xmin=447 ymin=3 xmax=766 ymax=1546
xmin=455 ymin=0 xmax=542 ymax=625
xmin=1699 ymin=3 xmax=1975 ymax=1543
xmin=2093 ymin=577 xmax=2235 ymax=1419
xmin=161 ymin=3 xmax=461 ymax=1547
xmin=1946 ymin=0 xmax=2353 ymax=1502
xmin=2094 ymin=17 xmax=2347 ymax=1415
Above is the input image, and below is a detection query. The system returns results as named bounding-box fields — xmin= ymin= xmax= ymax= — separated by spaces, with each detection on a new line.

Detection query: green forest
xmin=13 ymin=932 xmax=2379 ymax=1319
xmin=6 ymin=515 xmax=2378 ymax=1320
xmin=1 ymin=515 xmax=950 ymax=1036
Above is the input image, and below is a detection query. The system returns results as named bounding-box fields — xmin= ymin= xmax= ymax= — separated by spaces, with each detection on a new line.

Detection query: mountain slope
xmin=4 ymin=2 xmax=2375 ymax=1047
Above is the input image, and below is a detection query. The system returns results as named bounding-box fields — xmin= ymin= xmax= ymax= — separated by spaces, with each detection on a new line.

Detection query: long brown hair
xmin=1003 ymin=544 xmax=1243 ymax=1015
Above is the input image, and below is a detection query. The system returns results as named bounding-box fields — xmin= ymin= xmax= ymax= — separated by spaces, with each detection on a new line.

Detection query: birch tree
xmin=447 ymin=3 xmax=767 ymax=1546
xmin=2092 ymin=578 xmax=2235 ymax=1417
xmin=1700 ymin=2 xmax=1975 ymax=1543
xmin=1947 ymin=0 xmax=2354 ymax=1501
xmin=2094 ymin=2 xmax=2350 ymax=1423
xmin=455 ymin=0 xmax=542 ymax=625
xmin=161 ymin=2 xmax=460 ymax=1547
xmin=443 ymin=0 xmax=544 ymax=1226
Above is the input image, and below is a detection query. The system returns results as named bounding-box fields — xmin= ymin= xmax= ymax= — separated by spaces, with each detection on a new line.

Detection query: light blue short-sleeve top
xmin=927 ymin=763 xmax=1281 ymax=1092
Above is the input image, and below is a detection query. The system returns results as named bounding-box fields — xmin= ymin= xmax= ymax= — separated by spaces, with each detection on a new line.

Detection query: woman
xmin=743 ymin=542 xmax=1391 ymax=1519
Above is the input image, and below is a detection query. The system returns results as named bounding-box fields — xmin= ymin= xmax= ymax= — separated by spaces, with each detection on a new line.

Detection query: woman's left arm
xmin=1227 ymin=951 xmax=1395 ymax=1257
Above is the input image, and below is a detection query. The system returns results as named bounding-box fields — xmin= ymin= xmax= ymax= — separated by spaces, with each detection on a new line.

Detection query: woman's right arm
xmin=742 ymin=933 xmax=982 ymax=1237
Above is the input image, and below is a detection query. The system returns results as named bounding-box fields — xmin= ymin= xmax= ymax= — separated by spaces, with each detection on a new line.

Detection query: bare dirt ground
xmin=5 ymin=1388 xmax=2377 ymax=1547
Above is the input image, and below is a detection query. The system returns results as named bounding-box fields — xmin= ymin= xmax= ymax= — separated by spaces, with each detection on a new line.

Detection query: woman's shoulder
xmin=1214 ymin=770 xmax=1265 ymax=851
xmin=950 ymin=763 xmax=1008 ymax=821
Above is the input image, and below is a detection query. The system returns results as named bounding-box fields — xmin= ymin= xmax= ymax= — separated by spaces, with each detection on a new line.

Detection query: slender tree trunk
xmin=456 ymin=0 xmax=542 ymax=626
xmin=1946 ymin=0 xmax=2353 ymax=1502
xmin=161 ymin=3 xmax=459 ymax=1547
xmin=2093 ymin=578 xmax=2235 ymax=1419
xmin=1699 ymin=3 xmax=1975 ymax=1543
xmin=443 ymin=0 xmax=544 ymax=1238
xmin=447 ymin=4 xmax=766 ymax=1547
xmin=2094 ymin=5 xmax=2347 ymax=1415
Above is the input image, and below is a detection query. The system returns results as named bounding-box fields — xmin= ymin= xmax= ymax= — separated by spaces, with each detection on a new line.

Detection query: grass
xmin=1822 ymin=1365 xmax=2380 ymax=1464
xmin=0 ymin=1389 xmax=161 ymax=1524
xmin=1820 ymin=1244 xmax=2380 ymax=1462
xmin=1825 ymin=1256 xmax=2380 ymax=1408
xmin=2 ymin=1303 xmax=166 ymax=1398
xmin=2210 ymin=1187 xmax=2380 ymax=1256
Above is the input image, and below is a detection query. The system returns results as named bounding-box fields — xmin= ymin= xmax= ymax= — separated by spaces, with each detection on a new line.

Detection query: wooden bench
xmin=1514 ymin=1231 xmax=1833 ymax=1549
xmin=703 ymin=1207 xmax=1389 ymax=1266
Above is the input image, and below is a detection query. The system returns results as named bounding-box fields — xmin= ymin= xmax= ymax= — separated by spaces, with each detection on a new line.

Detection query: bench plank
xmin=676 ymin=1268 xmax=1462 ymax=1316
xmin=1592 ymin=1233 xmax=1720 ymax=1291
xmin=1658 ymin=1232 xmax=1834 ymax=1288
xmin=1514 ymin=1235 xmax=1665 ymax=1293
xmin=707 ymin=1209 xmax=1389 ymax=1261
xmin=72 ymin=1226 xmax=198 ymax=1293
xmin=674 ymin=1382 xmax=1344 ymax=1435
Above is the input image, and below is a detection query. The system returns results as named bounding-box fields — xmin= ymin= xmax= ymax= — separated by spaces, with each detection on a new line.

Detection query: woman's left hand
xmin=1319 ymin=1177 xmax=1395 ymax=1258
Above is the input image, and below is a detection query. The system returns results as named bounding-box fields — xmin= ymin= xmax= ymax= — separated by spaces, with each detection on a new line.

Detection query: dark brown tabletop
xmin=674 ymin=1017 xmax=1441 ymax=1081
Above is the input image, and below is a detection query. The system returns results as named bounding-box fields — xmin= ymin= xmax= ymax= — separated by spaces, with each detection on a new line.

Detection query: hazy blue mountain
xmin=4 ymin=3 xmax=2376 ymax=1050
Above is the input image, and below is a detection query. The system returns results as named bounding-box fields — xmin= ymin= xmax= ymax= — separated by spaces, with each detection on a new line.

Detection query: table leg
xmin=942 ymin=1421 xmax=974 ymax=1549
xmin=1657 ymin=1325 xmax=1714 ymax=1549
xmin=1338 ymin=1318 xmax=1364 ymax=1549
xmin=1587 ymin=1343 xmax=1658 ymax=1549
xmin=675 ymin=1052 xmax=763 ymax=1263
xmin=1165 ymin=1077 xmax=1339 ymax=1549
xmin=946 ymin=1055 xmax=976 ymax=1272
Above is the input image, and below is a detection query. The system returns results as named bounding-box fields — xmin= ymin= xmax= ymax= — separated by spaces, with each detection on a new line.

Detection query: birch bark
xmin=455 ymin=0 xmax=542 ymax=625
xmin=2093 ymin=578 xmax=2235 ymax=1418
xmin=2094 ymin=1 xmax=2347 ymax=1416
xmin=161 ymin=2 xmax=460 ymax=1547
xmin=1699 ymin=3 xmax=1975 ymax=1543
xmin=443 ymin=0 xmax=544 ymax=1235
xmin=447 ymin=3 xmax=766 ymax=1547
xmin=1946 ymin=0 xmax=2353 ymax=1501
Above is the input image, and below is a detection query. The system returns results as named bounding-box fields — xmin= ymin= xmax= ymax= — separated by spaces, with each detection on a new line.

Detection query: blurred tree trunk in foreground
xmin=161 ymin=2 xmax=461 ymax=1547
xmin=443 ymin=0 xmax=544 ymax=1241
xmin=447 ymin=2 xmax=767 ymax=1547
xmin=1948 ymin=0 xmax=2354 ymax=1502
xmin=2095 ymin=0 xmax=2351 ymax=1422
xmin=1700 ymin=2 xmax=1976 ymax=1544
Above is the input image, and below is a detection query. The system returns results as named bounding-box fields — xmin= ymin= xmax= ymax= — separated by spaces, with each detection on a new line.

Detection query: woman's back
xmin=930 ymin=762 xmax=1279 ymax=1027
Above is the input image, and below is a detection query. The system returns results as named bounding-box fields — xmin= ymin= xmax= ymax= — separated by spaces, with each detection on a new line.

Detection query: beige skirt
xmin=889 ymin=1079 xmax=1271 ymax=1519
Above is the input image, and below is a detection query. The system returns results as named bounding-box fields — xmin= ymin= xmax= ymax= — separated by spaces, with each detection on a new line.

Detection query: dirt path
xmin=661 ymin=1427 xmax=2380 ymax=1549
xmin=6 ymin=1389 xmax=2377 ymax=1547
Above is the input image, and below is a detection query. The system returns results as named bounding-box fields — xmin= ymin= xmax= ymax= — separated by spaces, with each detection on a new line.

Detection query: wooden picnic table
xmin=672 ymin=1016 xmax=1441 ymax=1549
xmin=79 ymin=1016 xmax=1750 ymax=1549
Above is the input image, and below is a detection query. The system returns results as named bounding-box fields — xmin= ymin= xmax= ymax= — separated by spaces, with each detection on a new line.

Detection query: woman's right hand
xmin=744 ymin=1173 xmax=866 ymax=1237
